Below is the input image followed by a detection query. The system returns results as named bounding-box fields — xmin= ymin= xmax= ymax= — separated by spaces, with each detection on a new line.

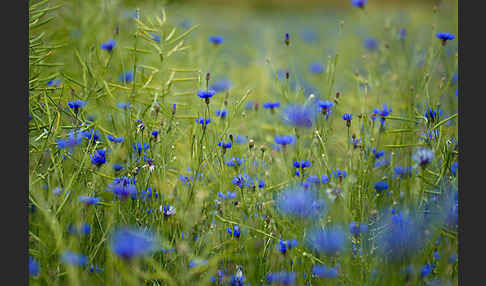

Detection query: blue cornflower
xmin=420 ymin=264 xmax=432 ymax=278
xmin=350 ymin=137 xmax=361 ymax=149
xmin=300 ymin=28 xmax=318 ymax=44
xmin=226 ymin=157 xmax=244 ymax=167
xmin=90 ymin=149 xmax=107 ymax=167
xmin=305 ymin=175 xmax=321 ymax=187
xmin=371 ymin=104 xmax=392 ymax=128
xmin=436 ymin=32 xmax=455 ymax=46
xmin=112 ymin=164 xmax=124 ymax=171
xmin=101 ymin=39 xmax=116 ymax=51
xmin=364 ymin=37 xmax=379 ymax=51
xmin=218 ymin=191 xmax=237 ymax=200
xmin=107 ymin=134 xmax=124 ymax=143
xmin=149 ymin=33 xmax=161 ymax=43
xmin=117 ymin=102 xmax=130 ymax=110
xmin=330 ymin=169 xmax=347 ymax=180
xmin=374 ymin=180 xmax=389 ymax=192
xmin=451 ymin=72 xmax=458 ymax=85
xmin=78 ymin=196 xmax=100 ymax=205
xmin=351 ymin=0 xmax=367 ymax=8
xmin=60 ymin=251 xmax=88 ymax=267
xmin=321 ymin=174 xmax=330 ymax=184
xmin=218 ymin=141 xmax=232 ymax=150
xmin=274 ymin=135 xmax=296 ymax=147
xmin=47 ymin=79 xmax=61 ymax=87
xmin=68 ymin=100 xmax=88 ymax=111
xmin=424 ymin=107 xmax=443 ymax=123
xmin=276 ymin=239 xmax=298 ymax=255
xmin=293 ymin=160 xmax=311 ymax=169
xmin=195 ymin=117 xmax=211 ymax=127
xmin=29 ymin=256 xmax=40 ymax=277
xmin=312 ymin=265 xmax=328 ymax=277
xmin=375 ymin=210 xmax=428 ymax=262
xmin=258 ymin=180 xmax=265 ymax=188
xmin=281 ymin=104 xmax=316 ymax=128
xmin=210 ymin=79 xmax=233 ymax=93
xmin=232 ymin=173 xmax=253 ymax=189
xmin=342 ymin=113 xmax=352 ymax=127
xmin=227 ymin=225 xmax=240 ymax=238
xmin=317 ymin=100 xmax=334 ymax=119
xmin=308 ymin=61 xmax=325 ymax=74
xmin=449 ymin=254 xmax=457 ymax=264
xmin=208 ymin=35 xmax=224 ymax=45
xmin=118 ymin=71 xmax=133 ymax=83
xmin=161 ymin=205 xmax=176 ymax=217
xmin=263 ymin=102 xmax=281 ymax=111
xmin=216 ymin=109 xmax=227 ymax=118
xmin=412 ymin=148 xmax=434 ymax=167
xmin=82 ymin=129 xmax=101 ymax=142
xmin=372 ymin=148 xmax=385 ymax=159
xmin=106 ymin=176 xmax=137 ymax=200
xmin=398 ymin=28 xmax=407 ymax=40
xmin=394 ymin=166 xmax=413 ymax=179
xmin=306 ymin=226 xmax=348 ymax=256
xmin=110 ymin=227 xmax=158 ymax=260
xmin=266 ymin=271 xmax=296 ymax=284
xmin=57 ymin=130 xmax=83 ymax=151
xmin=349 ymin=221 xmax=369 ymax=236
xmin=275 ymin=187 xmax=325 ymax=219
xmin=197 ymin=89 xmax=216 ymax=99
xmin=133 ymin=143 xmax=149 ymax=155
xmin=235 ymin=135 xmax=247 ymax=144
xmin=451 ymin=161 xmax=458 ymax=177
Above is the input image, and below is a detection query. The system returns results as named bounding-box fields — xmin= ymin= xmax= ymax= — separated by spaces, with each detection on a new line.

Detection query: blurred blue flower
xmin=90 ymin=149 xmax=107 ymax=166
xmin=107 ymin=134 xmax=124 ymax=143
xmin=106 ymin=176 xmax=137 ymax=200
xmin=218 ymin=191 xmax=237 ymax=200
xmin=451 ymin=161 xmax=458 ymax=177
xmin=306 ymin=226 xmax=348 ymax=256
xmin=68 ymin=100 xmax=88 ymax=111
xmin=133 ymin=142 xmax=149 ymax=155
xmin=110 ymin=227 xmax=158 ymax=260
xmin=117 ymin=102 xmax=130 ymax=110
xmin=351 ymin=0 xmax=367 ymax=8
xmin=195 ymin=117 xmax=211 ymax=127
xmin=275 ymin=187 xmax=325 ymax=219
xmin=78 ymin=196 xmax=100 ymax=205
xmin=112 ymin=163 xmax=124 ymax=171
xmin=47 ymin=79 xmax=61 ymax=87
xmin=60 ymin=251 xmax=88 ymax=267
xmin=300 ymin=28 xmax=318 ymax=44
xmin=364 ymin=37 xmax=379 ymax=51
xmin=235 ymin=135 xmax=247 ymax=144
xmin=161 ymin=205 xmax=176 ymax=217
xmin=149 ymin=33 xmax=161 ymax=43
xmin=211 ymin=79 xmax=233 ymax=93
xmin=216 ymin=109 xmax=227 ymax=118
xmin=308 ymin=61 xmax=325 ymax=74
xmin=209 ymin=35 xmax=224 ymax=45
xmin=394 ymin=166 xmax=413 ymax=179
xmin=424 ymin=107 xmax=443 ymax=122
xmin=227 ymin=225 xmax=240 ymax=238
xmin=398 ymin=28 xmax=407 ymax=40
xmin=349 ymin=222 xmax=368 ymax=236
xmin=374 ymin=180 xmax=389 ymax=192
xmin=293 ymin=160 xmax=311 ymax=169
xmin=226 ymin=157 xmax=244 ymax=167
xmin=371 ymin=104 xmax=392 ymax=128
xmin=118 ymin=71 xmax=133 ymax=83
xmin=412 ymin=148 xmax=434 ymax=167
xmin=436 ymin=32 xmax=455 ymax=45
xmin=274 ymin=135 xmax=296 ymax=146
xmin=101 ymin=39 xmax=116 ymax=51
xmin=281 ymin=104 xmax=316 ymax=128
xmin=57 ymin=131 xmax=83 ymax=151
xmin=263 ymin=102 xmax=281 ymax=110
xmin=197 ymin=89 xmax=216 ymax=99
xmin=276 ymin=239 xmax=298 ymax=255
xmin=266 ymin=271 xmax=296 ymax=284
xmin=420 ymin=264 xmax=432 ymax=278
xmin=29 ymin=256 xmax=40 ymax=277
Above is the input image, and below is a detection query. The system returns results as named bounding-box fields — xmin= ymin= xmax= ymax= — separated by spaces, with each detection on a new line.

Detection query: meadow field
xmin=28 ymin=0 xmax=458 ymax=285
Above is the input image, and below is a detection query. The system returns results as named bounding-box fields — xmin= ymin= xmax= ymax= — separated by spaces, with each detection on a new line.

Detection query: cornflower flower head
xmin=274 ymin=135 xmax=296 ymax=147
xmin=394 ymin=166 xmax=413 ymax=179
xmin=90 ymin=149 xmax=107 ymax=167
xmin=218 ymin=141 xmax=232 ymax=150
xmin=136 ymin=119 xmax=145 ymax=133
xmin=364 ymin=37 xmax=379 ymax=51
xmin=235 ymin=135 xmax=247 ymax=144
xmin=218 ymin=191 xmax=237 ymax=200
xmin=107 ymin=134 xmax=124 ymax=143
xmin=67 ymin=100 xmax=88 ymax=114
xmin=420 ymin=264 xmax=432 ymax=278
xmin=436 ymin=32 xmax=455 ymax=46
xmin=109 ymin=227 xmax=158 ymax=260
xmin=216 ymin=109 xmax=227 ymax=118
xmin=208 ymin=35 xmax=224 ymax=45
xmin=371 ymin=104 xmax=392 ymax=128
xmin=276 ymin=239 xmax=298 ymax=255
xmin=263 ymin=101 xmax=281 ymax=113
xmin=306 ymin=226 xmax=348 ymax=256
xmin=372 ymin=148 xmax=385 ymax=159
xmin=258 ymin=180 xmax=265 ymax=188
xmin=47 ymin=79 xmax=61 ymax=87
xmin=451 ymin=161 xmax=458 ymax=177
xmin=398 ymin=28 xmax=407 ymax=40
xmin=275 ymin=186 xmax=325 ymax=219
xmin=160 ymin=205 xmax=176 ymax=217
xmin=232 ymin=173 xmax=253 ymax=189
xmin=197 ymin=89 xmax=216 ymax=100
xmin=226 ymin=157 xmax=244 ymax=167
xmin=342 ymin=113 xmax=352 ymax=127
xmin=281 ymin=104 xmax=316 ymax=128
xmin=351 ymin=0 xmax=367 ymax=9
xmin=78 ymin=196 xmax=100 ymax=206
xmin=106 ymin=176 xmax=137 ymax=200
xmin=317 ymin=100 xmax=334 ymax=119
xmin=321 ymin=174 xmax=330 ymax=184
xmin=195 ymin=117 xmax=211 ymax=128
xmin=424 ymin=107 xmax=443 ymax=123
xmin=112 ymin=164 xmax=124 ymax=172
xmin=374 ymin=180 xmax=389 ymax=192
xmin=422 ymin=129 xmax=440 ymax=143
xmin=349 ymin=221 xmax=369 ymax=236
xmin=230 ymin=266 xmax=245 ymax=286
xmin=60 ymin=251 xmax=88 ymax=267
xmin=312 ymin=265 xmax=339 ymax=278
xmin=118 ymin=71 xmax=133 ymax=83
xmin=29 ymin=256 xmax=40 ymax=277
xmin=149 ymin=33 xmax=161 ymax=43
xmin=227 ymin=225 xmax=240 ymax=238
xmin=132 ymin=142 xmax=149 ymax=155
xmin=293 ymin=160 xmax=311 ymax=169
xmin=101 ymin=39 xmax=116 ymax=51
xmin=151 ymin=130 xmax=159 ymax=139
xmin=210 ymin=79 xmax=232 ymax=93
xmin=266 ymin=271 xmax=296 ymax=285
xmin=412 ymin=148 xmax=434 ymax=167
xmin=117 ymin=102 xmax=130 ymax=110
xmin=330 ymin=169 xmax=347 ymax=181
xmin=350 ymin=137 xmax=361 ymax=149
xmin=308 ymin=61 xmax=325 ymax=74
xmin=375 ymin=209 xmax=428 ymax=262
xmin=57 ymin=130 xmax=83 ymax=151
xmin=82 ymin=129 xmax=101 ymax=142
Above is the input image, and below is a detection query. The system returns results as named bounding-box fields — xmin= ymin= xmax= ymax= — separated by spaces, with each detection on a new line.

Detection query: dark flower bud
xmin=285 ymin=72 xmax=289 ymax=80
xmin=206 ymin=73 xmax=211 ymax=81
xmin=249 ymin=139 xmax=254 ymax=149
xmin=229 ymin=134 xmax=234 ymax=143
